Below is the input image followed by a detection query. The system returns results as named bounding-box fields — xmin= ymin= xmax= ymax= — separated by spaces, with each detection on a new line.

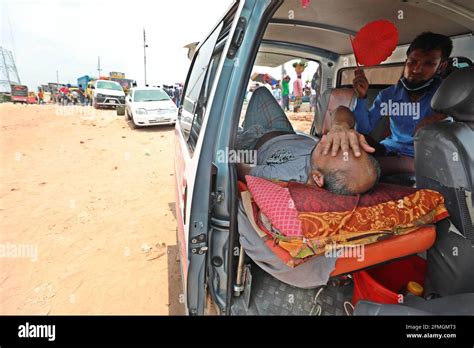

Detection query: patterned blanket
xmin=244 ymin=176 xmax=449 ymax=264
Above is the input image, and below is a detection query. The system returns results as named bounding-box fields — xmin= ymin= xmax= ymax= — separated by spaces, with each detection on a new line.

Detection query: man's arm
xmin=353 ymin=93 xmax=385 ymax=134
xmin=352 ymin=69 xmax=384 ymax=134
xmin=320 ymin=105 xmax=375 ymax=157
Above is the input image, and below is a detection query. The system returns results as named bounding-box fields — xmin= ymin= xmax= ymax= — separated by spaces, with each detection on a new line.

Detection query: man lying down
xmin=236 ymin=105 xmax=381 ymax=195
xmin=235 ymin=87 xmax=382 ymax=288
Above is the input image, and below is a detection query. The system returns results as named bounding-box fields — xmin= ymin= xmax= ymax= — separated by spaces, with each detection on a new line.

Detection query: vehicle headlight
xmin=97 ymin=93 xmax=105 ymax=98
xmin=136 ymin=108 xmax=147 ymax=115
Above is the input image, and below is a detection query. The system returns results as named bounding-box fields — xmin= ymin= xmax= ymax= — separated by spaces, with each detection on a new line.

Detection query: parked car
xmin=174 ymin=0 xmax=474 ymax=316
xmin=91 ymin=80 xmax=125 ymax=111
xmin=125 ymin=87 xmax=177 ymax=128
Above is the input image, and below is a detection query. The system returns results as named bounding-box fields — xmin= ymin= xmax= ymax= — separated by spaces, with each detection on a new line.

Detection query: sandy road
xmin=0 ymin=103 xmax=184 ymax=314
xmin=0 ymin=103 xmax=313 ymax=315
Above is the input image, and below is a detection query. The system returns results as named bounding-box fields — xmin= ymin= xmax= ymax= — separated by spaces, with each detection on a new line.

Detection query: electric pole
xmin=56 ymin=70 xmax=59 ymax=84
xmin=97 ymin=56 xmax=102 ymax=78
xmin=143 ymin=29 xmax=148 ymax=86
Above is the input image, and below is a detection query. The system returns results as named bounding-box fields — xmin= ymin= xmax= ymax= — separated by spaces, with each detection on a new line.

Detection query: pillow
xmin=288 ymin=181 xmax=418 ymax=212
xmin=245 ymin=175 xmax=302 ymax=237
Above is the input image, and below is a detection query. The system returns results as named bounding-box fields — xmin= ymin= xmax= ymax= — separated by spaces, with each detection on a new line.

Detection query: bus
xmin=11 ymin=84 xmax=28 ymax=104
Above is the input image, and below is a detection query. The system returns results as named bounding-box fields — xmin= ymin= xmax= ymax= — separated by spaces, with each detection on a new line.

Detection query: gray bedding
xmin=237 ymin=200 xmax=338 ymax=289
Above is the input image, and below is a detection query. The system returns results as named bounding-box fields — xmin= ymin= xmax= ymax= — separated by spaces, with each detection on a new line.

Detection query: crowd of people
xmin=32 ymin=82 xmax=184 ymax=107
xmin=57 ymin=84 xmax=87 ymax=105
xmin=162 ymin=84 xmax=183 ymax=107
xmin=247 ymin=67 xmax=321 ymax=113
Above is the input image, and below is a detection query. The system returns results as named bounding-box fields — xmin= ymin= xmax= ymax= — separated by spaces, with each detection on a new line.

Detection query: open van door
xmin=175 ymin=0 xmax=244 ymax=315
xmin=175 ymin=0 xmax=278 ymax=315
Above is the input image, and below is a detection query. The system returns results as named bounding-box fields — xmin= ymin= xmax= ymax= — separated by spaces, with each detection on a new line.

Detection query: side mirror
xmin=91 ymin=86 xmax=95 ymax=89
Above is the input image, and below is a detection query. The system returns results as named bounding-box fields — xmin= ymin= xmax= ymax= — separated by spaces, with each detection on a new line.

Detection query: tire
xmin=130 ymin=115 xmax=139 ymax=129
xmin=116 ymin=105 xmax=125 ymax=116
xmin=93 ymin=98 xmax=98 ymax=109
xmin=230 ymin=264 xmax=353 ymax=316
xmin=126 ymin=109 xmax=131 ymax=120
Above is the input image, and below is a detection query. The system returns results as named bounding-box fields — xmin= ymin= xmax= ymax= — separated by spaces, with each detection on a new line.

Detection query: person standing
xmin=292 ymin=61 xmax=307 ymax=113
xmin=293 ymin=73 xmax=303 ymax=112
xmin=281 ymin=75 xmax=290 ymax=111
xmin=272 ymin=83 xmax=282 ymax=104
xmin=37 ymin=88 xmax=44 ymax=105
xmin=78 ymin=84 xmax=85 ymax=106
xmin=309 ymin=68 xmax=320 ymax=113
xmin=174 ymin=86 xmax=181 ymax=107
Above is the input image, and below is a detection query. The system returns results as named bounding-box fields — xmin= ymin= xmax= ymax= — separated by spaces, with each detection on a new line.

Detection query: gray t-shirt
xmin=250 ymin=134 xmax=318 ymax=183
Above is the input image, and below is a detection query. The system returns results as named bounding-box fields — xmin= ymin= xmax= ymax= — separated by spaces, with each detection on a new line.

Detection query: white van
xmin=175 ymin=0 xmax=474 ymax=317
xmin=91 ymin=80 xmax=126 ymax=110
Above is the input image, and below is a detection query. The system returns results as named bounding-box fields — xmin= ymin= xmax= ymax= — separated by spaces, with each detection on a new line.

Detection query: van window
xmin=179 ymin=4 xmax=236 ymax=154
xmin=338 ymin=64 xmax=404 ymax=87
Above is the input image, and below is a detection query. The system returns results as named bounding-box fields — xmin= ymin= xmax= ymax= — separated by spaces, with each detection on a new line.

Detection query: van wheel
xmin=230 ymin=265 xmax=353 ymax=316
xmin=93 ymin=99 xmax=98 ymax=109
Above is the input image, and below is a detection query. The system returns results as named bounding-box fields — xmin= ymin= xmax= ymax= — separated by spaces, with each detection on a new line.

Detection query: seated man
xmin=348 ymin=32 xmax=453 ymax=174
xmin=237 ymin=104 xmax=381 ymax=196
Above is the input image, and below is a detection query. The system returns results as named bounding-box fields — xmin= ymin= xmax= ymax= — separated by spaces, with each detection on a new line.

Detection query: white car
xmin=125 ymin=87 xmax=178 ymax=128
xmin=91 ymin=80 xmax=126 ymax=110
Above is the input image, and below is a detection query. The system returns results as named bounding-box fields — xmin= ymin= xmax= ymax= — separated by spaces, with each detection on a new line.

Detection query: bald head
xmin=308 ymin=141 xmax=381 ymax=195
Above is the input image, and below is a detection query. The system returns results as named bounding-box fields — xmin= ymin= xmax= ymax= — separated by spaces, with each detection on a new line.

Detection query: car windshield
xmin=97 ymin=81 xmax=123 ymax=91
xmin=133 ymin=89 xmax=170 ymax=102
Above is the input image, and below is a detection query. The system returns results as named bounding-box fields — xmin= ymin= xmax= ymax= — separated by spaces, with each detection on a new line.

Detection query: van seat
xmin=237 ymin=180 xmax=436 ymax=279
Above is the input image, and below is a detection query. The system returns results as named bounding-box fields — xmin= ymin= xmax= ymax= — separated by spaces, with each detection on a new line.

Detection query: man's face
xmin=310 ymin=142 xmax=378 ymax=195
xmin=403 ymin=48 xmax=443 ymax=84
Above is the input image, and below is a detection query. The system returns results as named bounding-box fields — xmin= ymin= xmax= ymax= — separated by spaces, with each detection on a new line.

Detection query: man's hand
xmin=353 ymin=69 xmax=369 ymax=99
xmin=321 ymin=126 xmax=375 ymax=157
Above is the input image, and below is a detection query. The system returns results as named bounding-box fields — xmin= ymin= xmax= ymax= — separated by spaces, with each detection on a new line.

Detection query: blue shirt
xmin=353 ymin=77 xmax=442 ymax=157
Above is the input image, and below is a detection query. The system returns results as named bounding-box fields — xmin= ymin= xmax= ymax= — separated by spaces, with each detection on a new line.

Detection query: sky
xmin=1 ymin=0 xmax=233 ymax=90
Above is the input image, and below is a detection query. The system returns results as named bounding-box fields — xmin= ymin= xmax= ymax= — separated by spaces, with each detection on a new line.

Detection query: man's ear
xmin=437 ymin=60 xmax=448 ymax=74
xmin=311 ymin=170 xmax=324 ymax=188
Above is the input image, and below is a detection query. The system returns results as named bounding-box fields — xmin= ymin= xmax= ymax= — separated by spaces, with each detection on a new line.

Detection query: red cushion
xmin=246 ymin=176 xmax=302 ymax=237
xmin=288 ymin=181 xmax=417 ymax=212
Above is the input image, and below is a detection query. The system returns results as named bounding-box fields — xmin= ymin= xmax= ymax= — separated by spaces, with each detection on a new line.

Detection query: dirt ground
xmin=0 ymin=103 xmax=313 ymax=315
xmin=0 ymin=103 xmax=184 ymax=314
